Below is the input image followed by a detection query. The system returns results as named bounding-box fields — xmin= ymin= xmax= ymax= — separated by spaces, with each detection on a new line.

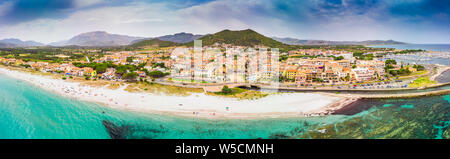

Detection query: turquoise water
xmin=0 ymin=74 xmax=449 ymax=139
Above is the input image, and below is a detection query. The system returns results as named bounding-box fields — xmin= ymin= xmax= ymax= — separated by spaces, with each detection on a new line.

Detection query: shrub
xmin=221 ymin=85 xmax=233 ymax=94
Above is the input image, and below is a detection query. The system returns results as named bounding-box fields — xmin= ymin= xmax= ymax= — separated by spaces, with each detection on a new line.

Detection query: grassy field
xmin=208 ymin=87 xmax=269 ymax=100
xmin=124 ymin=82 xmax=204 ymax=96
xmin=408 ymin=77 xmax=437 ymax=88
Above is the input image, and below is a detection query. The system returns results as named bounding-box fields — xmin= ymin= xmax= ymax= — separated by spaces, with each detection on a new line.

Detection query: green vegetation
xmin=151 ymin=62 xmax=166 ymax=68
xmin=394 ymin=49 xmax=424 ymax=54
xmin=0 ymin=48 xmax=85 ymax=63
xmin=130 ymin=39 xmax=180 ymax=48
xmin=389 ymin=68 xmax=411 ymax=76
xmin=210 ymin=86 xmax=269 ymax=100
xmin=148 ymin=70 xmax=169 ymax=78
xmin=383 ymin=59 xmax=410 ymax=76
xmin=385 ymin=59 xmax=397 ymax=65
xmin=413 ymin=64 xmax=425 ymax=71
xmin=220 ymin=85 xmax=233 ymax=94
xmin=290 ymin=55 xmax=319 ymax=59
xmin=185 ymin=29 xmax=303 ymax=52
xmin=409 ymin=77 xmax=437 ymax=88
xmin=333 ymin=56 xmax=344 ymax=60
xmin=353 ymin=52 xmax=374 ymax=60
xmin=126 ymin=56 xmax=134 ymax=63
xmin=312 ymin=78 xmax=324 ymax=83
xmin=73 ymin=62 xmax=115 ymax=74
xmin=188 ymin=29 xmax=287 ymax=47
xmin=123 ymin=82 xmax=203 ymax=96
xmin=122 ymin=72 xmax=139 ymax=81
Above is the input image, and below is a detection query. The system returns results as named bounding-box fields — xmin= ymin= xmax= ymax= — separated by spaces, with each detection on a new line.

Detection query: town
xmin=0 ymin=41 xmax=431 ymax=92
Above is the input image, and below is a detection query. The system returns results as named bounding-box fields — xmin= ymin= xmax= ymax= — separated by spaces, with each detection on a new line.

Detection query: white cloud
xmin=73 ymin=0 xmax=105 ymax=8
xmin=0 ymin=2 xmax=182 ymax=43
xmin=0 ymin=0 xmax=448 ymax=44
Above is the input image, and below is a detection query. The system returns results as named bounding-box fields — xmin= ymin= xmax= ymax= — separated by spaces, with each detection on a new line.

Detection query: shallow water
xmin=0 ymin=74 xmax=448 ymax=139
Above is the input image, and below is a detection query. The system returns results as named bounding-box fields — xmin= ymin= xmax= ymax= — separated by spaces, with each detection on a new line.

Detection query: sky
xmin=0 ymin=0 xmax=449 ymax=44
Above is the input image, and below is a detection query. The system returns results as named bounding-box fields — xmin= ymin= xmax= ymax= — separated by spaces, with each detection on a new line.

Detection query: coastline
xmin=0 ymin=66 xmax=348 ymax=119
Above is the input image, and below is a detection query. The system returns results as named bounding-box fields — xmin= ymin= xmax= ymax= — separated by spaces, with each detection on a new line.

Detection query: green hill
xmin=128 ymin=29 xmax=299 ymax=52
xmin=130 ymin=39 xmax=180 ymax=48
xmin=187 ymin=29 xmax=289 ymax=48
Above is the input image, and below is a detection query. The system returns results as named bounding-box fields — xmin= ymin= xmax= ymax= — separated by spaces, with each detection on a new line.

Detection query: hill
xmin=0 ymin=38 xmax=44 ymax=47
xmin=129 ymin=39 xmax=181 ymax=48
xmin=131 ymin=32 xmax=203 ymax=44
xmin=157 ymin=32 xmax=203 ymax=43
xmin=188 ymin=29 xmax=288 ymax=48
xmin=273 ymin=37 xmax=407 ymax=45
xmin=50 ymin=31 xmax=143 ymax=46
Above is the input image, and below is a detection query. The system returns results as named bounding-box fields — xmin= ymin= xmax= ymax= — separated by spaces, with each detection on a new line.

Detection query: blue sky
xmin=0 ymin=0 xmax=448 ymax=44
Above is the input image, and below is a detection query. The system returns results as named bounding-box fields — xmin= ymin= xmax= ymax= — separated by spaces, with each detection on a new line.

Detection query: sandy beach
xmin=0 ymin=67 xmax=348 ymax=119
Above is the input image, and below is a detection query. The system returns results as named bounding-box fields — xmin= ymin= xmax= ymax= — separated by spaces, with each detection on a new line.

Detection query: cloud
xmin=0 ymin=2 xmax=184 ymax=43
xmin=0 ymin=0 xmax=448 ymax=43
xmin=73 ymin=0 xmax=105 ymax=8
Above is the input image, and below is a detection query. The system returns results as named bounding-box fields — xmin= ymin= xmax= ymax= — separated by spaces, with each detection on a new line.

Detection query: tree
xmin=148 ymin=70 xmax=169 ymax=78
xmin=95 ymin=64 xmax=107 ymax=74
xmin=122 ymin=72 xmax=138 ymax=81
xmin=126 ymin=57 xmax=134 ymax=63
xmin=385 ymin=64 xmax=394 ymax=71
xmin=115 ymin=65 xmax=129 ymax=75
xmin=413 ymin=64 xmax=425 ymax=71
xmin=221 ymin=85 xmax=233 ymax=94
xmin=385 ymin=59 xmax=397 ymax=65
xmin=334 ymin=56 xmax=344 ymax=60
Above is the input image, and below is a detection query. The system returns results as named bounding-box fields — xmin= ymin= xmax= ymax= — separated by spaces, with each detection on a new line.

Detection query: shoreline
xmin=0 ymin=66 xmax=349 ymax=119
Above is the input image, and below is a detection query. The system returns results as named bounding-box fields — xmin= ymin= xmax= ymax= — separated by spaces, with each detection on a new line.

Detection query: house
xmin=351 ymin=67 xmax=375 ymax=82
xmin=102 ymin=68 xmax=116 ymax=80
xmin=83 ymin=67 xmax=97 ymax=77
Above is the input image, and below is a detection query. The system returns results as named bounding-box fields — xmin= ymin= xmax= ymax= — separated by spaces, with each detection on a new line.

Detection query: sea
xmin=369 ymin=44 xmax=450 ymax=66
xmin=0 ymin=73 xmax=449 ymax=139
xmin=369 ymin=44 xmax=450 ymax=52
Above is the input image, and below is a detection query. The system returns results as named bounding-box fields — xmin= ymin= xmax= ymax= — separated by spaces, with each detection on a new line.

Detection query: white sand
xmin=0 ymin=67 xmax=344 ymax=119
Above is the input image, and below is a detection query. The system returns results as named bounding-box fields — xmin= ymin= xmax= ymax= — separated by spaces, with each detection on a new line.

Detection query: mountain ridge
xmin=49 ymin=31 xmax=143 ymax=46
xmin=185 ymin=29 xmax=288 ymax=48
xmin=0 ymin=38 xmax=44 ymax=47
xmin=272 ymin=37 xmax=407 ymax=45
xmin=130 ymin=32 xmax=204 ymax=44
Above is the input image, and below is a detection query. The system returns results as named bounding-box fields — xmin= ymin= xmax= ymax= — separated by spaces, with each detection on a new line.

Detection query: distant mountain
xmin=0 ymin=42 xmax=13 ymax=48
xmin=130 ymin=39 xmax=181 ymax=48
xmin=157 ymin=32 xmax=203 ymax=43
xmin=189 ymin=29 xmax=287 ymax=48
xmin=131 ymin=32 xmax=203 ymax=44
xmin=0 ymin=38 xmax=44 ymax=47
xmin=272 ymin=37 xmax=407 ymax=45
xmin=47 ymin=40 xmax=69 ymax=46
xmin=359 ymin=40 xmax=407 ymax=45
xmin=50 ymin=31 xmax=143 ymax=46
